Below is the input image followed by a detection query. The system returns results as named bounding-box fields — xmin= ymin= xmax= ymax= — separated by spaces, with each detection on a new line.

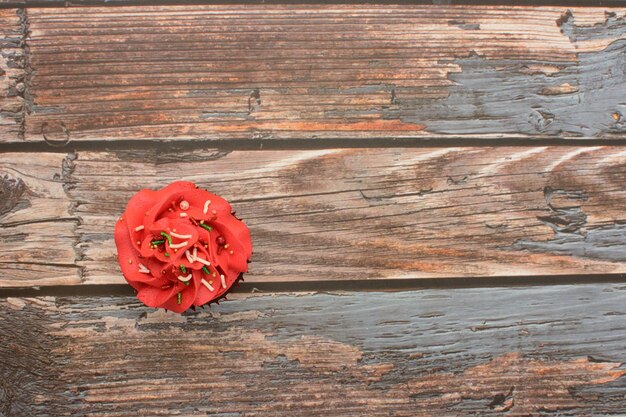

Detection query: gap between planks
xmin=1 ymin=273 xmax=626 ymax=298
xmin=4 ymin=137 xmax=626 ymax=154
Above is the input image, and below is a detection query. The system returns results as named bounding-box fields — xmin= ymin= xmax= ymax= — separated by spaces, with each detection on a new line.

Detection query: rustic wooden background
xmin=1 ymin=1 xmax=625 ymax=416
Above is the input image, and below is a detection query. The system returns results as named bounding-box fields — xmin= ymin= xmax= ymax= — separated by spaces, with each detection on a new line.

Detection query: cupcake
xmin=115 ymin=181 xmax=252 ymax=313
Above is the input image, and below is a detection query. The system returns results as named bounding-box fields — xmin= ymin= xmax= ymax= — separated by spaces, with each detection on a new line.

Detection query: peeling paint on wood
xmin=0 ymin=5 xmax=622 ymax=142
xmin=2 ymin=147 xmax=626 ymax=287
xmin=0 ymin=285 xmax=624 ymax=415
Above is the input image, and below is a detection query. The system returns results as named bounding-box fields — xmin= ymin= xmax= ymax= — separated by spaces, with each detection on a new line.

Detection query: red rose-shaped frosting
xmin=115 ymin=181 xmax=252 ymax=313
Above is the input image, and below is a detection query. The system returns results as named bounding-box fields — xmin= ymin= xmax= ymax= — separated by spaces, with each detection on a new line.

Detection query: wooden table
xmin=1 ymin=2 xmax=625 ymax=415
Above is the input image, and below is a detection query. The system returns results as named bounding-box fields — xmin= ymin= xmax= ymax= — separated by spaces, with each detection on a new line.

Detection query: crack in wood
xmin=514 ymin=187 xmax=626 ymax=262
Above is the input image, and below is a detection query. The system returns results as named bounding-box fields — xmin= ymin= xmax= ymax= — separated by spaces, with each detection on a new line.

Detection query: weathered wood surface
xmin=3 ymin=0 xmax=626 ymax=7
xmin=0 ymin=5 xmax=622 ymax=143
xmin=0 ymin=152 xmax=81 ymax=287
xmin=1 ymin=284 xmax=625 ymax=415
xmin=2 ymin=146 xmax=626 ymax=287
xmin=0 ymin=9 xmax=25 ymax=142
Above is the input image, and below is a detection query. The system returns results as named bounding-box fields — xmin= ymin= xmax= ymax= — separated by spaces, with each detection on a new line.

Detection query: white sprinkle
xmin=193 ymin=247 xmax=198 ymax=260
xmin=203 ymin=200 xmax=211 ymax=214
xmin=170 ymin=231 xmax=192 ymax=239
xmin=220 ymin=274 xmax=226 ymax=289
xmin=184 ymin=250 xmax=194 ymax=264
xmin=201 ymin=278 xmax=214 ymax=291
xmin=179 ymin=200 xmax=189 ymax=210
xmin=178 ymin=274 xmax=192 ymax=282
xmin=179 ymin=212 xmax=188 ymax=218
xmin=195 ymin=257 xmax=211 ymax=267
xmin=138 ymin=263 xmax=150 ymax=274
xmin=134 ymin=225 xmax=144 ymax=231
xmin=169 ymin=241 xmax=188 ymax=249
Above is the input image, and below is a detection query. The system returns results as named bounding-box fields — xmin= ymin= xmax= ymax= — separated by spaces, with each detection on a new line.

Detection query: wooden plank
xmin=1 ymin=284 xmax=625 ymax=415
xmin=2 ymin=146 xmax=626 ymax=288
xmin=3 ymin=0 xmax=626 ymax=7
xmin=0 ymin=9 xmax=25 ymax=142
xmin=3 ymin=5 xmax=622 ymax=143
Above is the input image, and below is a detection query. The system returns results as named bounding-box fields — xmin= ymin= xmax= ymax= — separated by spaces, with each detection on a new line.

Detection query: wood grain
xmin=0 ymin=5 xmax=622 ymax=143
xmin=2 ymin=146 xmax=626 ymax=287
xmin=0 ymin=9 xmax=25 ymax=142
xmin=0 ymin=152 xmax=81 ymax=287
xmin=1 ymin=284 xmax=625 ymax=415
xmin=3 ymin=0 xmax=626 ymax=7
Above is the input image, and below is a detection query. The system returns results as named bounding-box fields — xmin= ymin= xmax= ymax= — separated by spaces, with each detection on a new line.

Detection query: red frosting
xmin=114 ymin=181 xmax=252 ymax=313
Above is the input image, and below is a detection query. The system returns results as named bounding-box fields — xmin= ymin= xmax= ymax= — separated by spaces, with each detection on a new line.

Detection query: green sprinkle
xmin=180 ymin=265 xmax=187 ymax=273
xmin=200 ymin=223 xmax=213 ymax=232
xmin=202 ymin=266 xmax=210 ymax=275
xmin=151 ymin=239 xmax=165 ymax=245
xmin=164 ymin=252 xmax=170 ymax=257
xmin=160 ymin=231 xmax=173 ymax=245
xmin=177 ymin=292 xmax=182 ymax=305
xmin=183 ymin=280 xmax=190 ymax=286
